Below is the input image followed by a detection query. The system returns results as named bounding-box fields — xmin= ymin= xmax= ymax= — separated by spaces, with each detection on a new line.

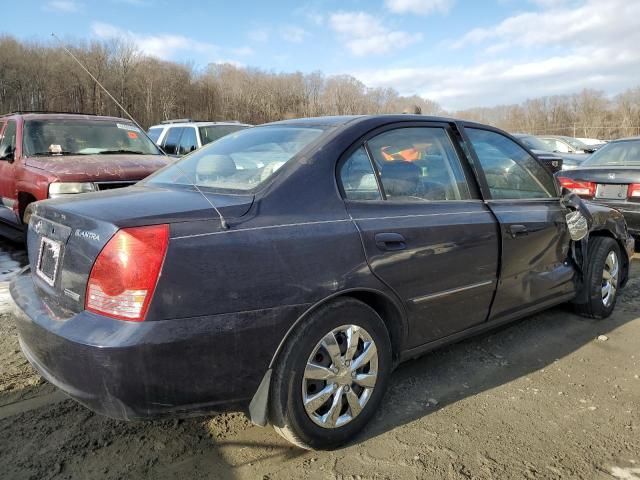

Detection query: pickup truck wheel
xmin=269 ymin=298 xmax=392 ymax=450
xmin=573 ymin=236 xmax=621 ymax=319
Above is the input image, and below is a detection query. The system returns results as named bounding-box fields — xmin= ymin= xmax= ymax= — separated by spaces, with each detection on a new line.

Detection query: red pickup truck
xmin=0 ymin=112 xmax=170 ymax=239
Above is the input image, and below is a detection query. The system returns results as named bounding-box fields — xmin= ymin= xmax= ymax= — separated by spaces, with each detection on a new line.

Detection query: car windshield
xmin=23 ymin=119 xmax=161 ymax=157
xmin=199 ymin=124 xmax=249 ymax=146
xmin=564 ymin=137 xmax=590 ymax=150
xmin=519 ymin=135 xmax=551 ymax=151
xmin=147 ymin=125 xmax=325 ymax=192
xmin=582 ymin=140 xmax=640 ymax=167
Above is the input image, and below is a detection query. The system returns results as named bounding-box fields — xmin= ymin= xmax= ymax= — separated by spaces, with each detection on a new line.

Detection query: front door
xmin=339 ymin=123 xmax=500 ymax=348
xmin=463 ymin=127 xmax=574 ymax=321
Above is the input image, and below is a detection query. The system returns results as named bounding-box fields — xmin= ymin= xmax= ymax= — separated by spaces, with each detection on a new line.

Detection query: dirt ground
xmin=0 ymin=238 xmax=638 ymax=480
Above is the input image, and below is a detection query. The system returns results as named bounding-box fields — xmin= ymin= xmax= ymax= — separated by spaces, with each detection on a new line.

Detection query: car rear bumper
xmin=10 ymin=270 xmax=306 ymax=420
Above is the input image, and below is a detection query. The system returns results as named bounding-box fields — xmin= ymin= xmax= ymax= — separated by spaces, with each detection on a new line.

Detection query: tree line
xmin=1 ymin=34 xmax=640 ymax=140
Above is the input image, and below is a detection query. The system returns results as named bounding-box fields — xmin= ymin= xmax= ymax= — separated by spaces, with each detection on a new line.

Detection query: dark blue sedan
xmin=11 ymin=115 xmax=634 ymax=450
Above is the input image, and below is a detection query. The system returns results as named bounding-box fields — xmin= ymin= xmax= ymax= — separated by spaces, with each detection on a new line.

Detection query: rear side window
xmin=199 ymin=125 xmax=249 ymax=146
xmin=178 ymin=127 xmax=198 ymax=155
xmin=366 ymin=127 xmax=471 ymax=202
xmin=162 ymin=127 xmax=184 ymax=155
xmin=340 ymin=147 xmax=382 ymax=200
xmin=147 ymin=128 xmax=162 ymax=143
xmin=466 ymin=128 xmax=555 ymax=199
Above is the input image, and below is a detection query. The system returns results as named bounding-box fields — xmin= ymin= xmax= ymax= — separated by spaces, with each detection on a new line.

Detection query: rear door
xmin=340 ymin=122 xmax=500 ymax=348
xmin=0 ymin=120 xmax=19 ymax=225
xmin=462 ymin=127 xmax=574 ymax=321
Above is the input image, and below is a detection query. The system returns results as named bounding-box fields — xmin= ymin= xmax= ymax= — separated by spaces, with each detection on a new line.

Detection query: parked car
xmin=11 ymin=115 xmax=633 ymax=450
xmin=577 ymin=137 xmax=607 ymax=147
xmin=148 ymin=119 xmax=251 ymax=156
xmin=511 ymin=133 xmax=563 ymax=171
xmin=539 ymin=135 xmax=598 ymax=154
xmin=513 ymin=133 xmax=588 ymax=170
xmin=0 ymin=112 xmax=169 ymax=240
xmin=557 ymin=136 xmax=640 ymax=245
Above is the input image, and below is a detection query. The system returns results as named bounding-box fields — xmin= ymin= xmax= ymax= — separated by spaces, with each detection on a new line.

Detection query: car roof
xmin=265 ymin=114 xmax=458 ymax=128
xmin=149 ymin=121 xmax=252 ymax=129
xmin=0 ymin=111 xmax=132 ymax=122
xmin=609 ymin=136 xmax=640 ymax=143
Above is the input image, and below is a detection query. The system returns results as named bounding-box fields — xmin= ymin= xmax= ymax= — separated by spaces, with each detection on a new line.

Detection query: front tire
xmin=573 ymin=236 xmax=621 ymax=319
xmin=269 ymin=298 xmax=392 ymax=450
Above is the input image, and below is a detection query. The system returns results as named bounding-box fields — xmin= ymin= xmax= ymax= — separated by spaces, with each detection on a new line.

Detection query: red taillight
xmin=628 ymin=183 xmax=640 ymax=199
xmin=557 ymin=176 xmax=596 ymax=197
xmin=86 ymin=224 xmax=169 ymax=321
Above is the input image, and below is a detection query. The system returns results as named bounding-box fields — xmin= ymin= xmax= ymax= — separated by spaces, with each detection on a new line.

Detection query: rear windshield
xmin=147 ymin=126 xmax=325 ymax=192
xmin=23 ymin=119 xmax=161 ymax=157
xmin=583 ymin=140 xmax=640 ymax=167
xmin=199 ymin=124 xmax=249 ymax=146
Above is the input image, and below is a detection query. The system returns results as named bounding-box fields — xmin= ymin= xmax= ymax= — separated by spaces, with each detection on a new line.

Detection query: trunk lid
xmin=561 ymin=167 xmax=640 ymax=185
xmin=28 ymin=184 xmax=253 ymax=317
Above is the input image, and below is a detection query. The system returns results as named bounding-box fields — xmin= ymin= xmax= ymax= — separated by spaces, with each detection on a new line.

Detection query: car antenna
xmin=51 ymin=33 xmax=229 ymax=230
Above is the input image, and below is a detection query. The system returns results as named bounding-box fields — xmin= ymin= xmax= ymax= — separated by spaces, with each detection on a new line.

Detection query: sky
xmin=5 ymin=0 xmax=640 ymax=110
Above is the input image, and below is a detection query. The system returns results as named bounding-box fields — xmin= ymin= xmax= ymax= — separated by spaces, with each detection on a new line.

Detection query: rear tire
xmin=573 ymin=236 xmax=621 ymax=319
xmin=269 ymin=298 xmax=392 ymax=450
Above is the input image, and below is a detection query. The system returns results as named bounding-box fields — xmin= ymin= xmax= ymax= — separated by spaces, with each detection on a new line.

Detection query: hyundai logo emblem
xmin=608 ymin=173 xmax=616 ymax=179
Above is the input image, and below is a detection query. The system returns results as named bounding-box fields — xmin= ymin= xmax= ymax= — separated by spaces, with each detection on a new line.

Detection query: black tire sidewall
xmin=272 ymin=299 xmax=392 ymax=450
xmin=585 ymin=237 xmax=621 ymax=318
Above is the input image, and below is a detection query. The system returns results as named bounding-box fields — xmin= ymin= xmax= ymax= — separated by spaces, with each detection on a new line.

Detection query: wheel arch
xmin=249 ymin=287 xmax=408 ymax=427
xmin=588 ymin=229 xmax=630 ymax=287
xmin=17 ymin=191 xmax=37 ymax=224
xmin=268 ymin=288 xmax=407 ymax=370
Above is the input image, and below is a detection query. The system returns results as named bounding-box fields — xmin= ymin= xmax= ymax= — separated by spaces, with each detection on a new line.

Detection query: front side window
xmin=147 ymin=126 xmax=325 ymax=192
xmin=366 ymin=127 xmax=471 ymax=201
xmin=466 ymin=128 xmax=555 ymax=199
xmin=0 ymin=121 xmax=16 ymax=158
xmin=23 ymin=119 xmax=159 ymax=157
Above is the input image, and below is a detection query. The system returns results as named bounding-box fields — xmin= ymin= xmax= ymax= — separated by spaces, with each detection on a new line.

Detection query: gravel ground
xmin=0 ymin=238 xmax=638 ymax=480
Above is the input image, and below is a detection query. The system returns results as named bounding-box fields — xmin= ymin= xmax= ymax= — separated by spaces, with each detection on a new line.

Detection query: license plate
xmin=595 ymin=184 xmax=628 ymax=200
xmin=36 ymin=237 xmax=62 ymax=287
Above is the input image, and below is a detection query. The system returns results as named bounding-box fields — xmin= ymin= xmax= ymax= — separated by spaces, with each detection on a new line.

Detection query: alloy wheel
xmin=601 ymin=250 xmax=619 ymax=307
xmin=302 ymin=324 xmax=378 ymax=429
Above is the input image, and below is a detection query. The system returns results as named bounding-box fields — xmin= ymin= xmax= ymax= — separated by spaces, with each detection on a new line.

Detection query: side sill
xmin=399 ymin=292 xmax=576 ymax=362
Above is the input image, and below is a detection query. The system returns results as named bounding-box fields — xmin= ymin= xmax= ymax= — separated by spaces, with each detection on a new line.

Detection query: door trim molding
xmin=411 ymin=280 xmax=494 ymax=304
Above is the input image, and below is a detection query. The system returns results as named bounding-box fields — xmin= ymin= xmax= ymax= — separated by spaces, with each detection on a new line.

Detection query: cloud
xmin=452 ymin=0 xmax=640 ymax=51
xmin=329 ymin=11 xmax=422 ymax=56
xmin=92 ymin=22 xmax=218 ymax=60
xmin=349 ymin=0 xmax=640 ymax=109
xmin=45 ymin=0 xmax=81 ymax=12
xmin=89 ymin=22 xmax=253 ymax=67
xmin=248 ymin=28 xmax=270 ymax=43
xmin=280 ymin=26 xmax=308 ymax=43
xmin=384 ymin=0 xmax=454 ymax=15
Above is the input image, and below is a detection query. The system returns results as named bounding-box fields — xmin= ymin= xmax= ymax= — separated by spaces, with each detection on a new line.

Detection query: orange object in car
xmin=380 ymin=145 xmax=422 ymax=162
